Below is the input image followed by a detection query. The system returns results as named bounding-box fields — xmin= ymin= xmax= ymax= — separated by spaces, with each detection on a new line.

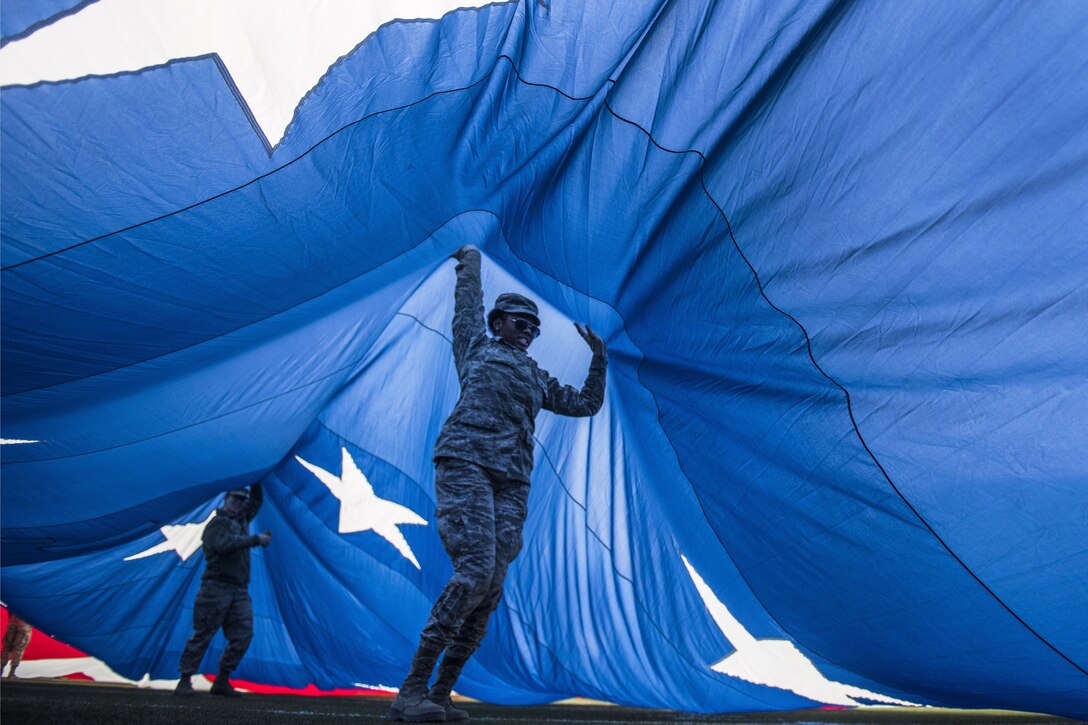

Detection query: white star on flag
xmin=681 ymin=555 xmax=919 ymax=708
xmin=296 ymin=447 xmax=427 ymax=569
xmin=124 ymin=512 xmax=216 ymax=562
xmin=0 ymin=0 xmax=495 ymax=148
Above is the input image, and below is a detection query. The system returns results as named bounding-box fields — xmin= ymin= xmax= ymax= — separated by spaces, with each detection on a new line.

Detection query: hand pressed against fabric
xmin=574 ymin=323 xmax=606 ymax=356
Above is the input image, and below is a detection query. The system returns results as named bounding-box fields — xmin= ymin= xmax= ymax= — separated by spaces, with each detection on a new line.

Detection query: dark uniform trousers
xmin=420 ymin=457 xmax=530 ymax=660
xmin=179 ymin=580 xmax=254 ymax=676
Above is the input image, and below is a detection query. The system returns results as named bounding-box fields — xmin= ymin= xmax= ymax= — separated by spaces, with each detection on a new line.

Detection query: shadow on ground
xmin=0 ymin=680 xmax=1077 ymax=725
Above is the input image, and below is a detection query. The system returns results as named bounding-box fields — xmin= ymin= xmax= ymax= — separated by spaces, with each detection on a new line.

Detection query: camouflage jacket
xmin=201 ymin=483 xmax=263 ymax=587
xmin=434 ymin=249 xmax=607 ymax=482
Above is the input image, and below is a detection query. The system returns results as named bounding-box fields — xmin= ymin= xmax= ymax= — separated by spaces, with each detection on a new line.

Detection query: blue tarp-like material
xmin=2 ymin=0 xmax=1086 ymax=717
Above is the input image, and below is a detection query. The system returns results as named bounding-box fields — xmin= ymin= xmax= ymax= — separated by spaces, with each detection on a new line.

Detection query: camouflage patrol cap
xmin=489 ymin=293 xmax=540 ymax=327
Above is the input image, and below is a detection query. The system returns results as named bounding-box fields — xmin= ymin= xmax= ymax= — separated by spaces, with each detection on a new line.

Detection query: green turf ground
xmin=0 ymin=680 xmax=1078 ymax=725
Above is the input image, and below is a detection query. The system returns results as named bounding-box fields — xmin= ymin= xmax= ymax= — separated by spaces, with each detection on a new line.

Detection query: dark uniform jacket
xmin=201 ymin=484 xmax=263 ymax=588
xmin=433 ymin=249 xmax=607 ymax=482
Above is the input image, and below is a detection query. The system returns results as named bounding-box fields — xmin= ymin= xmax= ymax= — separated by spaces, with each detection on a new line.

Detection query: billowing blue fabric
xmin=0 ymin=0 xmax=86 ymax=44
xmin=2 ymin=0 xmax=1086 ymax=718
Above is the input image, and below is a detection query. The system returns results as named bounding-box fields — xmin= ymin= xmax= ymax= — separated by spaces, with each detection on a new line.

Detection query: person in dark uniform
xmin=174 ymin=484 xmax=270 ymax=698
xmin=389 ymin=246 xmax=607 ymax=722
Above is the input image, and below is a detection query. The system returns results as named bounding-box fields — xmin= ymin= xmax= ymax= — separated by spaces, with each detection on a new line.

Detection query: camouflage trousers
xmin=420 ymin=457 xmax=530 ymax=660
xmin=2 ymin=622 xmax=32 ymax=669
xmin=178 ymin=580 xmax=253 ymax=676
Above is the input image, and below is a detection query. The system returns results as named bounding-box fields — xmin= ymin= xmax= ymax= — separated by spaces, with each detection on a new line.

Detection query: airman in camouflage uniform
xmin=390 ymin=246 xmax=607 ymax=722
xmin=174 ymin=484 xmax=271 ymax=699
xmin=1 ymin=612 xmax=33 ymax=678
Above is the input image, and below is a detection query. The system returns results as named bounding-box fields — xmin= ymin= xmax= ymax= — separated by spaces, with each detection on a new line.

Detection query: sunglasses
xmin=512 ymin=317 xmax=541 ymax=339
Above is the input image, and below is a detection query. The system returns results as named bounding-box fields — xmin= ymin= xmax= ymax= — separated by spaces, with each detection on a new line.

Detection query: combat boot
xmin=173 ymin=674 xmax=196 ymax=697
xmin=386 ymin=690 xmax=445 ymax=721
xmin=388 ymin=641 xmax=444 ymax=721
xmin=430 ymin=695 xmax=470 ymax=721
xmin=428 ymin=652 xmax=471 ymax=721
xmin=209 ymin=673 xmax=242 ymax=698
